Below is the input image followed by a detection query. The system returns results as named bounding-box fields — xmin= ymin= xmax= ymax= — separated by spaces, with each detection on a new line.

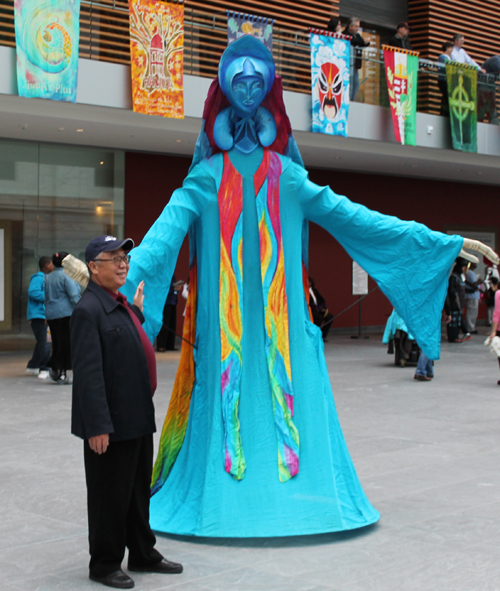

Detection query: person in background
xmin=486 ymin=279 xmax=500 ymax=384
xmin=480 ymin=56 xmax=500 ymax=125
xmin=485 ymin=269 xmax=499 ymax=325
xmin=326 ymin=17 xmax=343 ymax=34
xmin=451 ymin=34 xmax=485 ymax=72
xmin=437 ymin=41 xmax=454 ymax=116
xmin=444 ymin=258 xmax=470 ymax=343
xmin=26 ymin=256 xmax=54 ymax=379
xmin=45 ymin=252 xmax=81 ymax=384
xmin=343 ymin=17 xmax=370 ymax=101
xmin=464 ymin=262 xmax=482 ymax=334
xmin=414 ymin=349 xmax=433 ymax=381
xmin=309 ymin=277 xmax=334 ymax=342
xmin=388 ymin=22 xmax=412 ymax=50
xmin=156 ymin=276 xmax=183 ymax=352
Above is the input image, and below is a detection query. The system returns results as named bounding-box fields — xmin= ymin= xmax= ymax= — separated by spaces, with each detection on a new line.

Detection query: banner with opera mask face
xmin=310 ymin=29 xmax=351 ymax=137
xmin=14 ymin=0 xmax=80 ymax=102
xmin=227 ymin=12 xmax=273 ymax=51
xmin=129 ymin=0 xmax=184 ymax=118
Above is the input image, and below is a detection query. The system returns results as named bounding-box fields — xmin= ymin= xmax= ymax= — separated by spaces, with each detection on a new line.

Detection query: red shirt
xmin=103 ymin=287 xmax=157 ymax=395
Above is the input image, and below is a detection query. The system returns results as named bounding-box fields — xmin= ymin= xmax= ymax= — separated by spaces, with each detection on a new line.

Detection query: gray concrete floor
xmin=1 ymin=330 xmax=500 ymax=591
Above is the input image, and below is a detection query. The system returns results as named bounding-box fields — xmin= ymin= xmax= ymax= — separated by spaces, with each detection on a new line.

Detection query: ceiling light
xmin=76 ymin=129 xmax=84 ymax=132
xmin=176 ymin=139 xmax=183 ymax=143
xmin=100 ymin=161 xmax=104 ymax=165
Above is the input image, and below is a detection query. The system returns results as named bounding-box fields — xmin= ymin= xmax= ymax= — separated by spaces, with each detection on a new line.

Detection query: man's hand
xmin=89 ymin=434 xmax=109 ymax=454
xmin=133 ymin=281 xmax=145 ymax=312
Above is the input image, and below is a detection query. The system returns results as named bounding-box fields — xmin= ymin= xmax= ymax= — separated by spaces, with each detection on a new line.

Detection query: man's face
xmin=348 ymin=21 xmax=360 ymax=35
xmin=43 ymin=261 xmax=54 ymax=274
xmin=455 ymin=36 xmax=464 ymax=48
xmin=399 ymin=26 xmax=409 ymax=37
xmin=90 ymin=247 xmax=129 ymax=292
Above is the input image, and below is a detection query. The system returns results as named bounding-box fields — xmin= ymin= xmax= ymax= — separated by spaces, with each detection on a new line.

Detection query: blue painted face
xmin=231 ymin=73 xmax=267 ymax=117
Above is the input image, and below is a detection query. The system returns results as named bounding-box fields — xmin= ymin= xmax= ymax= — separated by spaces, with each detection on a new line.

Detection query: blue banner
xmin=14 ymin=0 xmax=80 ymax=102
xmin=227 ymin=12 xmax=273 ymax=51
xmin=310 ymin=30 xmax=351 ymax=137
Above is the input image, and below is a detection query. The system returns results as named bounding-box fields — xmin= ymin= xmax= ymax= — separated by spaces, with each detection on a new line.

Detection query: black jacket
xmin=388 ymin=35 xmax=412 ymax=51
xmin=344 ymin=29 xmax=370 ymax=69
xmin=71 ymin=280 xmax=156 ymax=442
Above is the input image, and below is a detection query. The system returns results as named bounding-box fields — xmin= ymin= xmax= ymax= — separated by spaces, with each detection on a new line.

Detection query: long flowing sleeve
xmin=122 ymin=162 xmax=215 ymax=341
xmin=297 ymin=168 xmax=463 ymax=359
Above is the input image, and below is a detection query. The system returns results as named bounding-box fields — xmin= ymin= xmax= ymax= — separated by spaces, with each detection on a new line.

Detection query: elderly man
xmin=71 ymin=235 xmax=182 ymax=589
xmin=451 ymin=34 xmax=485 ymax=72
xmin=343 ymin=17 xmax=370 ymax=101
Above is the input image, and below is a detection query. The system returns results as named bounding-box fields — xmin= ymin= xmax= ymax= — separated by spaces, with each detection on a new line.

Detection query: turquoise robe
xmin=123 ymin=148 xmax=463 ymax=537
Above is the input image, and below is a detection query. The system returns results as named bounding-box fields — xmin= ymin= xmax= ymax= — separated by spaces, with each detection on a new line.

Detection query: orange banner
xmin=129 ymin=0 xmax=184 ymax=118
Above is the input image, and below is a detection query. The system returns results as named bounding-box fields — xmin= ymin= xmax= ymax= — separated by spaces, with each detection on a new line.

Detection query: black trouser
xmin=156 ymin=304 xmax=177 ymax=351
xmin=47 ymin=316 xmax=72 ymax=371
xmin=84 ymin=434 xmax=162 ymax=577
xmin=27 ymin=318 xmax=50 ymax=370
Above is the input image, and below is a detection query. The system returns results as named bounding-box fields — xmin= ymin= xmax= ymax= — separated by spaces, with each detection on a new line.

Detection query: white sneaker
xmin=26 ymin=368 xmax=40 ymax=376
xmin=38 ymin=370 xmax=50 ymax=380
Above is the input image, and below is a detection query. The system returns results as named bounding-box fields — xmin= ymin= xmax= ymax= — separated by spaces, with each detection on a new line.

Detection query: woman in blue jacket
xmin=45 ymin=251 xmax=81 ymax=383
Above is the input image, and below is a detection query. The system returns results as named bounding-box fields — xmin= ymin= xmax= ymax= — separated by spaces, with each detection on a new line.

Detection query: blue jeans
xmin=350 ymin=68 xmax=359 ymax=102
xmin=27 ymin=318 xmax=50 ymax=370
xmin=415 ymin=352 xmax=433 ymax=377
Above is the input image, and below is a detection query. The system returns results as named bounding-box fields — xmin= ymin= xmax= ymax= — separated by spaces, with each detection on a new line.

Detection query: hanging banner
xmin=446 ymin=62 xmax=477 ymax=153
xmin=129 ymin=0 xmax=184 ymax=118
xmin=227 ymin=11 xmax=273 ymax=51
xmin=310 ymin=29 xmax=351 ymax=137
xmin=382 ymin=45 xmax=419 ymax=146
xmin=14 ymin=0 xmax=80 ymax=102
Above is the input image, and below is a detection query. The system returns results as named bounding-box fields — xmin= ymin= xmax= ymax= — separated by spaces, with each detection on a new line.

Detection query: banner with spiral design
xmin=14 ymin=0 xmax=80 ymax=102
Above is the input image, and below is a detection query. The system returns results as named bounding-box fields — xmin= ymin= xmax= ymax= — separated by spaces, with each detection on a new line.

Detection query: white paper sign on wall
xmin=352 ymin=260 xmax=368 ymax=295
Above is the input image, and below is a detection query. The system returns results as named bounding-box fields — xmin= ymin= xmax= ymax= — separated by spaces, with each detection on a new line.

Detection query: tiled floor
xmin=2 ymin=331 xmax=500 ymax=591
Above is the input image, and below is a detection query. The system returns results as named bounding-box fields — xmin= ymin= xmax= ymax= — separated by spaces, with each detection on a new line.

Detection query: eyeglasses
xmin=95 ymin=255 xmax=131 ymax=266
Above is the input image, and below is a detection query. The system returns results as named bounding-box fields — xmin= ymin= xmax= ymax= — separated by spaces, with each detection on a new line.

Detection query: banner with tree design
xmin=446 ymin=62 xmax=477 ymax=152
xmin=129 ymin=0 xmax=184 ymax=118
xmin=382 ymin=45 xmax=419 ymax=146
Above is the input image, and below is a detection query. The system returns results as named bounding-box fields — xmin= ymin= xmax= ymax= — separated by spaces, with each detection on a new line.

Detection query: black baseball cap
xmin=85 ymin=235 xmax=135 ymax=263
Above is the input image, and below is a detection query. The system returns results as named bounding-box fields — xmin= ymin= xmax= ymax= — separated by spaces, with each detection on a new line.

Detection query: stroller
xmin=383 ymin=309 xmax=421 ymax=367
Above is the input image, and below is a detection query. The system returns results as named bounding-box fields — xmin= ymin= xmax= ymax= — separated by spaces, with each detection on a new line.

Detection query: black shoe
xmin=471 ymin=330 xmax=479 ymax=334
xmin=49 ymin=368 xmax=60 ymax=383
xmin=89 ymin=570 xmax=134 ymax=589
xmin=128 ymin=558 xmax=183 ymax=574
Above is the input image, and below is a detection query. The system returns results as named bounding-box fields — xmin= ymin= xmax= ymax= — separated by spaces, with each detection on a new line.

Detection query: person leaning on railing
xmin=481 ymin=56 xmax=500 ymax=125
xmin=343 ymin=17 xmax=370 ymax=102
xmin=387 ymin=22 xmax=412 ymax=51
xmin=437 ymin=41 xmax=454 ymax=116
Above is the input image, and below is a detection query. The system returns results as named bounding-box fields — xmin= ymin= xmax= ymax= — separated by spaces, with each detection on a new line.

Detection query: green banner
xmin=446 ymin=62 xmax=477 ymax=153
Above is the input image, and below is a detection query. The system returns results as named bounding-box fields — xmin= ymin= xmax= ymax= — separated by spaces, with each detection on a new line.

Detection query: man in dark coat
xmin=71 ymin=235 xmax=183 ymax=589
xmin=388 ymin=22 xmax=412 ymax=51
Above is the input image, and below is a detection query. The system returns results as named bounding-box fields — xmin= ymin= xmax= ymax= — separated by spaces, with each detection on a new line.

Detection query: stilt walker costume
xmin=122 ymin=36 xmax=467 ymax=537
